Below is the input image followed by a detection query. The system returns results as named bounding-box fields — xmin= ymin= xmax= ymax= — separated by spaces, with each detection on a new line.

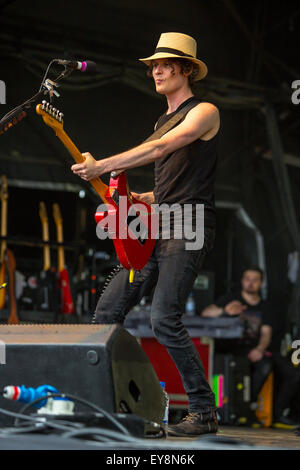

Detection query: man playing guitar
xmin=71 ymin=32 xmax=220 ymax=437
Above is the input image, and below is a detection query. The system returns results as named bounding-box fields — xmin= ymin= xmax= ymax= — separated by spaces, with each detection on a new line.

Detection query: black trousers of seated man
xmin=249 ymin=352 xmax=300 ymax=420
xmin=272 ymin=352 xmax=300 ymax=420
xmin=249 ymin=354 xmax=273 ymax=402
xmin=230 ymin=347 xmax=273 ymax=403
xmin=94 ymin=226 xmax=216 ymax=415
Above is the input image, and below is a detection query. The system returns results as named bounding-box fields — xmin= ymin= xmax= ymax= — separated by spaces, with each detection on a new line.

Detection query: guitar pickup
xmin=110 ymin=189 xmax=120 ymax=206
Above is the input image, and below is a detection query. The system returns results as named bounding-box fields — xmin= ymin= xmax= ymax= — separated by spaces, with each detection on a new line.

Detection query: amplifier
xmin=0 ymin=324 xmax=165 ymax=427
xmin=213 ymin=353 xmax=252 ymax=425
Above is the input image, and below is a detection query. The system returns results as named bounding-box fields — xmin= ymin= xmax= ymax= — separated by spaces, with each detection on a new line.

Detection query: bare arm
xmin=201 ymin=300 xmax=247 ymax=317
xmin=131 ymin=191 xmax=155 ymax=205
xmin=71 ymin=102 xmax=220 ymax=180
xmin=256 ymin=325 xmax=272 ymax=353
xmin=201 ymin=304 xmax=223 ymax=317
xmin=248 ymin=325 xmax=272 ymax=362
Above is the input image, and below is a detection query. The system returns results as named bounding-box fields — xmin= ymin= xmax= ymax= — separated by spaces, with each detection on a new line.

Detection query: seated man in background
xmin=201 ymin=266 xmax=273 ymax=420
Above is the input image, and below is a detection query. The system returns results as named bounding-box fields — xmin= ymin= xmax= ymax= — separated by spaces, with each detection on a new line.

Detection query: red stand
xmin=140 ymin=337 xmax=214 ymax=409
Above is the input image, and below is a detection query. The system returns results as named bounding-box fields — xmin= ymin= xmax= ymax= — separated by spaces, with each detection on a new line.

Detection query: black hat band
xmin=154 ymin=47 xmax=194 ymax=58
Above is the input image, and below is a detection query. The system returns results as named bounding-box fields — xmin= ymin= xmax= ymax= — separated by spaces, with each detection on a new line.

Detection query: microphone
xmin=54 ymin=59 xmax=98 ymax=73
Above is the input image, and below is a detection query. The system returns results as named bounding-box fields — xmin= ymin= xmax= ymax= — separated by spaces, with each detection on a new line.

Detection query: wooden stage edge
xmin=168 ymin=426 xmax=300 ymax=449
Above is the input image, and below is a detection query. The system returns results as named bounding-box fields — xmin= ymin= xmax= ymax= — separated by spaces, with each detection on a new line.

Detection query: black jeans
xmin=232 ymin=347 xmax=273 ymax=402
xmin=250 ymin=355 xmax=273 ymax=402
xmin=94 ymin=226 xmax=216 ymax=413
xmin=272 ymin=352 xmax=300 ymax=419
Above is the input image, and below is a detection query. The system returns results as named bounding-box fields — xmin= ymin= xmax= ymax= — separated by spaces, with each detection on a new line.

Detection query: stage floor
xmin=168 ymin=426 xmax=300 ymax=449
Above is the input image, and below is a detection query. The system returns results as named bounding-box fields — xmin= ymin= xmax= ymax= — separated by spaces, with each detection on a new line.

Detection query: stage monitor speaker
xmin=0 ymin=324 xmax=165 ymax=427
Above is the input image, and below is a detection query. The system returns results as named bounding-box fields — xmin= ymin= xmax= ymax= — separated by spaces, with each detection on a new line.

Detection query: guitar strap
xmin=143 ymin=99 xmax=200 ymax=143
xmin=110 ymin=99 xmax=200 ymax=178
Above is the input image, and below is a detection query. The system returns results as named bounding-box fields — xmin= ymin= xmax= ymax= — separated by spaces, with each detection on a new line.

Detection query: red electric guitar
xmin=52 ymin=203 xmax=74 ymax=315
xmin=36 ymin=101 xmax=157 ymax=280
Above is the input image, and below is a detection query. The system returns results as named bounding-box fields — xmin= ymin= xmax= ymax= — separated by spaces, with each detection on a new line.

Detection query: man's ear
xmin=183 ymin=68 xmax=193 ymax=78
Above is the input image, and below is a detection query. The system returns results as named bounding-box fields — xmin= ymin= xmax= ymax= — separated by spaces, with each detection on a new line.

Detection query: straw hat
xmin=139 ymin=32 xmax=207 ymax=81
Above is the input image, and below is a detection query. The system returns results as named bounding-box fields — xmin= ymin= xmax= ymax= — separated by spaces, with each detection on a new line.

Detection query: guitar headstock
xmin=36 ymin=101 xmax=64 ymax=132
xmin=39 ymin=201 xmax=48 ymax=224
xmin=52 ymin=203 xmax=63 ymax=227
xmin=0 ymin=175 xmax=8 ymax=201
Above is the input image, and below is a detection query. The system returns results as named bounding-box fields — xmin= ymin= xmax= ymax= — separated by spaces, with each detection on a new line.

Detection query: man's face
xmin=241 ymin=270 xmax=263 ymax=295
xmin=151 ymin=58 xmax=188 ymax=95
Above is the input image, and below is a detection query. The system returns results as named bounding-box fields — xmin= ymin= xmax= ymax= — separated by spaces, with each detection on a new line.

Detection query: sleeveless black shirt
xmin=153 ymin=96 xmax=219 ymax=230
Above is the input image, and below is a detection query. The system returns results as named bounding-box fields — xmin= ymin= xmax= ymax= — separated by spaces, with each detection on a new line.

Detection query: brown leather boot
xmin=168 ymin=410 xmax=218 ymax=437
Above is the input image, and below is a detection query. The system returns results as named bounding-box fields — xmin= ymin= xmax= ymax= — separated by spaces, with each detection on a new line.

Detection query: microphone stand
xmin=0 ymin=64 xmax=74 ymax=136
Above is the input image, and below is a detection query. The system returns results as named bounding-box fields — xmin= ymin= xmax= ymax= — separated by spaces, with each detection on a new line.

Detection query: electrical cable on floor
xmin=61 ymin=427 xmax=140 ymax=442
xmin=0 ymin=409 xmax=149 ymax=443
xmin=0 ymin=424 xmax=48 ymax=434
xmin=14 ymin=392 xmax=130 ymax=436
xmin=0 ymin=390 xmax=166 ymax=442
xmin=0 ymin=415 xmax=87 ymax=437
xmin=0 ymin=407 xmax=78 ymax=433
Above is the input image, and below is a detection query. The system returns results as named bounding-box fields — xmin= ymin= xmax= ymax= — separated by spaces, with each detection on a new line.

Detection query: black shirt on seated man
xmin=202 ymin=268 xmax=300 ymax=428
xmin=201 ymin=266 xmax=273 ymax=411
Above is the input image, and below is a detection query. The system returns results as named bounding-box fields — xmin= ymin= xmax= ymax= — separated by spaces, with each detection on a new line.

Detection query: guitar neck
xmin=41 ymin=222 xmax=51 ymax=271
xmin=55 ymin=128 xmax=109 ymax=204
xmin=55 ymin=224 xmax=65 ymax=272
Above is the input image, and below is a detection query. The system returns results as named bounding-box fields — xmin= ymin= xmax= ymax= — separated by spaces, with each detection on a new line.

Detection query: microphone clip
xmin=42 ymin=79 xmax=60 ymax=99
